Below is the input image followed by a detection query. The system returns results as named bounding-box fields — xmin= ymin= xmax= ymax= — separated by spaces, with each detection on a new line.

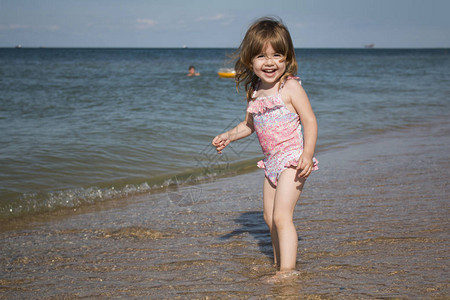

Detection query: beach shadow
xmin=220 ymin=211 xmax=273 ymax=259
xmin=221 ymin=211 xmax=304 ymax=260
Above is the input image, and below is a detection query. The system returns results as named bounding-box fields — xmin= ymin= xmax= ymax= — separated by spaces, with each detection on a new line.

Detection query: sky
xmin=1 ymin=0 xmax=449 ymax=48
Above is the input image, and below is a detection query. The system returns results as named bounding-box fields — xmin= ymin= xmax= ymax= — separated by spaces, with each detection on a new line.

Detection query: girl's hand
xmin=212 ymin=133 xmax=231 ymax=154
xmin=296 ymin=152 xmax=314 ymax=178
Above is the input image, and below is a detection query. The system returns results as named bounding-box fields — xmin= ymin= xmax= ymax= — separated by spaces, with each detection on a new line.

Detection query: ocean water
xmin=1 ymin=48 xmax=449 ymax=219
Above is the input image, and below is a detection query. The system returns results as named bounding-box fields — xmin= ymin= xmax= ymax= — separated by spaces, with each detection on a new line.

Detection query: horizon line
xmin=2 ymin=46 xmax=450 ymax=50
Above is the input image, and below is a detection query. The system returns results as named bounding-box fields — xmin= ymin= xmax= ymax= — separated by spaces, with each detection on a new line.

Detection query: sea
xmin=1 ymin=48 xmax=449 ymax=220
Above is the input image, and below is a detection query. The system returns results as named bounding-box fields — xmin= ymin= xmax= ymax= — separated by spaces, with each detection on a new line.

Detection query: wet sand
xmin=1 ymin=121 xmax=449 ymax=299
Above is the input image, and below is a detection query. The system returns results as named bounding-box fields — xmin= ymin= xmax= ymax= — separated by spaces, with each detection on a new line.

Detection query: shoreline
xmin=2 ymin=118 xmax=446 ymax=225
xmin=1 ymin=121 xmax=449 ymax=298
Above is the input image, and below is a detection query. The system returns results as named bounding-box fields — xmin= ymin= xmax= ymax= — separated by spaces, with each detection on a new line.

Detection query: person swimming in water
xmin=187 ymin=65 xmax=200 ymax=76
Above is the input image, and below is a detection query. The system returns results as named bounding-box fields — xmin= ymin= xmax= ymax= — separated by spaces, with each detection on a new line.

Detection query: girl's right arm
xmin=212 ymin=111 xmax=254 ymax=154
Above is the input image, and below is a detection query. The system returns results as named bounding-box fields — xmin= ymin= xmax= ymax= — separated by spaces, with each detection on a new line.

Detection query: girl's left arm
xmin=285 ymin=80 xmax=318 ymax=178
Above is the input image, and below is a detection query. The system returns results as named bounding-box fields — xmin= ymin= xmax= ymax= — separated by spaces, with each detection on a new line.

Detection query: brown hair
xmin=234 ymin=17 xmax=298 ymax=101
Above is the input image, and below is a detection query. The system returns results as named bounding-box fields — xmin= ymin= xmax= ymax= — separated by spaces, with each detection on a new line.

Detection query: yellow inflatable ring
xmin=218 ymin=68 xmax=236 ymax=78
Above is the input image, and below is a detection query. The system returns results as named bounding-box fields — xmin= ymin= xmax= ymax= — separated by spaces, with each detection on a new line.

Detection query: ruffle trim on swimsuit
xmin=257 ymin=157 xmax=319 ymax=170
xmin=247 ymin=95 xmax=284 ymax=114
xmin=285 ymin=157 xmax=319 ymax=170
xmin=257 ymin=160 xmax=265 ymax=169
xmin=247 ymin=76 xmax=301 ymax=114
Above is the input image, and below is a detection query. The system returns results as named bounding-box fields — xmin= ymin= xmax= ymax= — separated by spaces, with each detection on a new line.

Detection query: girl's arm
xmin=212 ymin=111 xmax=254 ymax=154
xmin=284 ymin=80 xmax=318 ymax=178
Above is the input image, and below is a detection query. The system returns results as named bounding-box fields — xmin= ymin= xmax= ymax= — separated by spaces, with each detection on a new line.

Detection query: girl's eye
xmin=254 ymin=53 xmax=284 ymax=60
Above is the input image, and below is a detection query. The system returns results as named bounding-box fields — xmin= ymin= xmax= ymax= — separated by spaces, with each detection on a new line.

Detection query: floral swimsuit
xmin=247 ymin=77 xmax=318 ymax=186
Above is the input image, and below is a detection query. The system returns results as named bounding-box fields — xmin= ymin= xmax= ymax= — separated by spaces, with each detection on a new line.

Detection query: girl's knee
xmin=263 ymin=212 xmax=273 ymax=228
xmin=273 ymin=212 xmax=293 ymax=229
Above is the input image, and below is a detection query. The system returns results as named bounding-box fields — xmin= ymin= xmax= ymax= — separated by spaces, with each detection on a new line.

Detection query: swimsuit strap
xmin=279 ymin=76 xmax=300 ymax=91
xmin=276 ymin=76 xmax=301 ymax=107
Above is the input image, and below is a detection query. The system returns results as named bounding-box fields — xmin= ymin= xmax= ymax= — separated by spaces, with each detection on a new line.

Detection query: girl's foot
xmin=265 ymin=270 xmax=300 ymax=284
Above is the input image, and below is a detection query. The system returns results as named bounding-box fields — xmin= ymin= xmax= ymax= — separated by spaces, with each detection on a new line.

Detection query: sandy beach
xmin=1 ymin=121 xmax=449 ymax=299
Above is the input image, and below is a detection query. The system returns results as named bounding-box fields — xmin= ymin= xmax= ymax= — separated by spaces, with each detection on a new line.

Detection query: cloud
xmin=43 ymin=25 xmax=59 ymax=31
xmin=0 ymin=24 xmax=30 ymax=30
xmin=0 ymin=24 xmax=59 ymax=31
xmin=193 ymin=13 xmax=234 ymax=27
xmin=136 ymin=18 xmax=158 ymax=29
xmin=195 ymin=14 xmax=226 ymax=22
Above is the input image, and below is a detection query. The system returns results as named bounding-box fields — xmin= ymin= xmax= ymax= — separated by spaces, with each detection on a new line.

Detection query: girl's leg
xmin=273 ymin=168 xmax=305 ymax=271
xmin=262 ymin=176 xmax=279 ymax=267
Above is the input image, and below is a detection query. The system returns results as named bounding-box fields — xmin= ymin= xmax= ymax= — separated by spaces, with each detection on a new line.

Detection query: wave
xmin=0 ymin=158 xmax=260 ymax=221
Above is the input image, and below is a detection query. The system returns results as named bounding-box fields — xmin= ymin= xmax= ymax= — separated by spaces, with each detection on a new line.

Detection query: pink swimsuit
xmin=247 ymin=77 xmax=318 ymax=186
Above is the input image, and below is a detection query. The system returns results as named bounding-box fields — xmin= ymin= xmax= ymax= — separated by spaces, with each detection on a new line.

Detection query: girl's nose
xmin=264 ymin=58 xmax=275 ymax=65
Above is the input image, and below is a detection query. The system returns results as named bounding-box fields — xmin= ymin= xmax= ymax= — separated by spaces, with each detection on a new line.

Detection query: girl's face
xmin=251 ymin=43 xmax=286 ymax=87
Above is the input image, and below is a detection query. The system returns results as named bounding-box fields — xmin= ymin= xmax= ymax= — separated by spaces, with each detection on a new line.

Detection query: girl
xmin=212 ymin=17 xmax=318 ymax=280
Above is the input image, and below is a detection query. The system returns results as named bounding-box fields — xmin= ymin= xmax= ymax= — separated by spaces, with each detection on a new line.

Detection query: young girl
xmin=212 ymin=17 xmax=318 ymax=280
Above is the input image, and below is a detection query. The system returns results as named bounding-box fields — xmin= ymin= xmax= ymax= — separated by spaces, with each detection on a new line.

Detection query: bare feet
xmin=265 ymin=270 xmax=300 ymax=284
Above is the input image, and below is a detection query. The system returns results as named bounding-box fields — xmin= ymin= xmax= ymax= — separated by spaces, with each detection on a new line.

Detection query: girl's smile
xmin=252 ymin=43 xmax=286 ymax=88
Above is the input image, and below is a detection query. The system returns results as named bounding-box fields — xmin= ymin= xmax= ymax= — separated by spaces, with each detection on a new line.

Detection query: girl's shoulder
xmin=282 ymin=77 xmax=304 ymax=97
xmin=282 ymin=76 xmax=302 ymax=89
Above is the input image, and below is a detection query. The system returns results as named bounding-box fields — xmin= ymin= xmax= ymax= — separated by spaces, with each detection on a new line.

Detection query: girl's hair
xmin=234 ymin=17 xmax=298 ymax=101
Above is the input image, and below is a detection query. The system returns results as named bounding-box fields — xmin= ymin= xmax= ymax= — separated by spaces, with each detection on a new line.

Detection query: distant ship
xmin=15 ymin=44 xmax=22 ymax=49
xmin=364 ymin=44 xmax=375 ymax=49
